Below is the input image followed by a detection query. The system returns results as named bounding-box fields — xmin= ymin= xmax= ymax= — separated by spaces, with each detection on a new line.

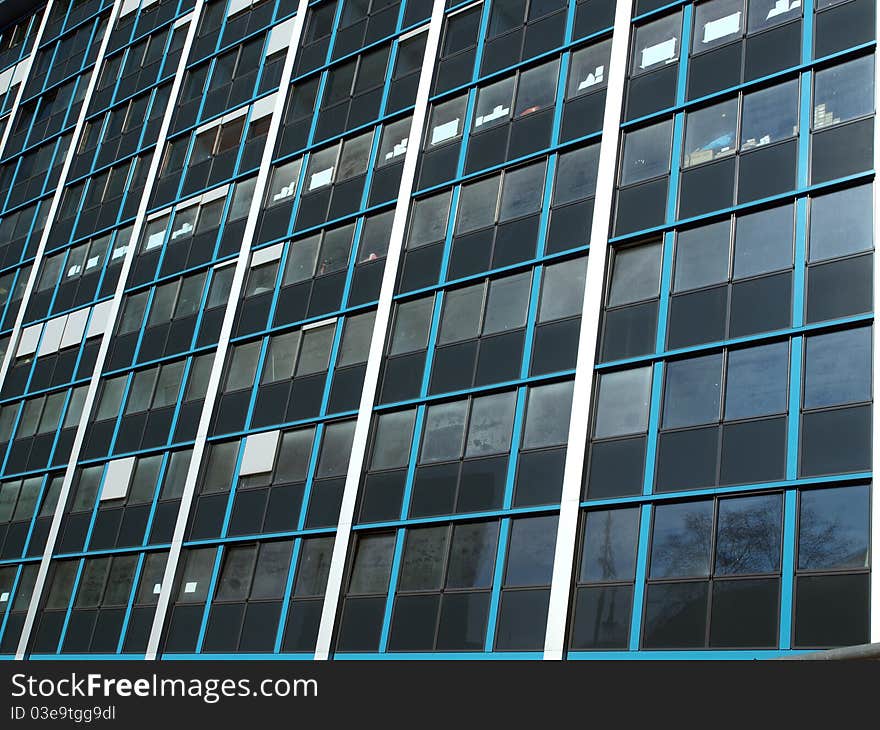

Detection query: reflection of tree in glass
xmin=798 ymin=505 xmax=868 ymax=570
xmin=716 ymin=502 xmax=781 ymax=574
xmin=652 ymin=508 xmax=712 ymax=577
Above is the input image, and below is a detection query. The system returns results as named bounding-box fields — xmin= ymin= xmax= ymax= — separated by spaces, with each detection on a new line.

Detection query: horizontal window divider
xmin=180 ymin=525 xmax=336 ymax=548
xmin=268 ymin=107 xmax=419 ymax=169
xmin=391 ymin=245 xmax=590 ymax=303
xmin=609 ymin=169 xmax=876 ymax=245
xmin=632 ymin=0 xmax=690 ymax=24
xmin=579 ymin=471 xmax=872 ymax=509
xmin=286 ymin=20 xmax=431 ymax=90
xmin=82 ymin=76 xmax=178 ymax=124
xmin=373 ymin=369 xmax=577 ymax=413
xmin=225 ymin=301 xmax=378 ymax=347
xmin=110 ymin=10 xmax=196 ymax=54
xmin=596 ymin=312 xmax=873 ymax=372
xmin=411 ymin=137 xmax=603 ymax=200
xmin=199 ymin=405 xmax=360 ymax=440
xmin=424 ymin=27 xmax=614 ymax=109
xmin=621 ymin=39 xmax=877 ymax=132
xmin=351 ymin=504 xmax=560 ymax=532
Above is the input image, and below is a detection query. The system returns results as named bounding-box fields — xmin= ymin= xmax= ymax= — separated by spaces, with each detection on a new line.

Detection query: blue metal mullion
xmin=797 ymin=71 xmax=812 ymax=190
xmin=397 ymin=403 xmax=426 ymax=519
xmin=674 ymin=4 xmax=693 ymax=108
xmin=642 ymin=361 xmax=665 ymax=496
xmin=104 ymin=370 xmax=138 ymax=457
xmin=140 ymin=450 xmax=177 ymax=548
xmin=628 ymin=503 xmax=652 ymax=651
xmin=78 ymin=461 xmax=113 ymax=558
xmin=115 ymin=551 xmax=147 ymax=654
xmin=240 ymin=335 xmax=272 ymax=432
xmin=318 ymin=316 xmax=347 ymax=417
xmin=665 ymin=112 xmax=685 ymax=226
xmin=501 ymin=387 xmax=527 ymax=510
xmin=52 ymin=557 xmax=85 ymax=655
xmin=377 ymin=526 xmax=405 ymax=652
xmin=194 ymin=545 xmax=225 ymax=653
xmin=417 ymin=292 xmax=444 ymax=398
xmin=786 ymin=336 xmax=803 ymax=482
xmin=801 ymin=0 xmax=815 ymax=65
xmin=162 ymin=353 xmax=199 ymax=448
xmin=483 ymin=515 xmax=509 ymax=651
xmin=16 ymin=473 xmax=51 ymax=561
xmin=0 ymin=401 xmax=28 ymax=475
xmin=217 ymin=433 xmax=249 ymax=539
xmin=295 ymin=421 xmax=326 ymax=531
xmin=339 ymin=215 xmax=366 ymax=309
xmin=272 ymin=535 xmax=302 ymax=652
xmin=535 ymin=156 xmax=556 ymax=259
xmin=792 ymin=196 xmax=808 ymax=328
xmin=517 ymin=266 xmax=543 ymax=381
xmin=322 ymin=0 xmax=348 ymax=68
xmin=436 ymin=184 xmax=462 ymax=283
xmin=779 ymin=488 xmax=797 ymax=649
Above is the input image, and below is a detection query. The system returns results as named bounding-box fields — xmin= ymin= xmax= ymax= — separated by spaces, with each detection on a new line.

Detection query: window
xmin=430 ymin=271 xmax=532 ymax=394
xmin=585 ymin=365 xmax=652 ymax=499
xmin=281 ymin=535 xmax=335 ymax=651
xmin=800 ymin=326 xmax=871 ymax=477
xmin=811 ymin=55 xmax=875 ymax=182
xmin=657 ymin=342 xmax=788 ymax=490
xmin=387 ymin=520 xmax=500 ymax=651
xmin=806 ymin=183 xmax=873 ymax=323
xmin=531 ymin=255 xmax=588 ymax=376
xmin=643 ymin=493 xmax=783 ymax=648
xmin=794 ymin=485 xmax=870 ymax=647
xmin=570 ymin=507 xmax=640 ymax=649
xmin=202 ymin=539 xmax=295 ymax=652
xmin=514 ymin=380 xmax=574 ymax=506
xmin=410 ymin=392 xmax=517 ymax=516
xmin=620 ymin=120 xmax=673 ymax=186
xmin=601 ymin=240 xmax=663 ymax=361
xmin=632 ymin=13 xmax=682 ymax=76
xmin=466 ymin=60 xmax=559 ymax=172
xmin=336 ymin=531 xmax=396 ymax=651
xmin=315 ymin=44 xmax=391 ymax=141
xmin=548 ymin=143 xmax=599 ymax=252
xmin=668 ymin=204 xmax=794 ymax=348
xmin=358 ymin=408 xmax=417 ymax=523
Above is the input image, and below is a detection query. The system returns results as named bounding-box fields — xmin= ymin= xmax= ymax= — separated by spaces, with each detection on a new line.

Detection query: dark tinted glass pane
xmin=580 ymin=508 xmax=640 ymax=582
xmin=650 ymin=501 xmax=713 ymax=578
xmin=570 ymin=584 xmax=632 ymax=649
xmin=709 ymin=578 xmax=779 ymax=648
xmin=494 ymin=589 xmax=550 ymax=650
xmin=505 ymin=515 xmax=557 ymax=586
xmin=642 ymin=581 xmax=709 ymax=648
xmin=798 ymin=485 xmax=870 ymax=571
xmin=794 ymin=574 xmax=869 ymax=648
xmin=715 ymin=494 xmax=782 ymax=575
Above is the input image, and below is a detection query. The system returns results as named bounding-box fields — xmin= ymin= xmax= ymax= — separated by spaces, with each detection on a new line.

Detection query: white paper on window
xmin=640 ymin=37 xmax=677 ymax=68
xmin=431 ymin=119 xmax=460 ymax=145
xmin=578 ymin=65 xmax=605 ymax=91
xmin=702 ymin=12 xmax=741 ymax=43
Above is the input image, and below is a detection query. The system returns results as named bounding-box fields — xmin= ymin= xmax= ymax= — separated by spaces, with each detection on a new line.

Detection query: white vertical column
xmin=312 ymin=0 xmax=447 ymax=661
xmin=869 ymin=4 xmax=880 ymax=642
xmin=14 ymin=0 xmax=205 ymax=660
xmin=0 ymin=0 xmax=54 ymax=160
xmin=542 ymin=0 xmax=632 ymax=660
xmin=144 ymin=0 xmax=312 ymax=659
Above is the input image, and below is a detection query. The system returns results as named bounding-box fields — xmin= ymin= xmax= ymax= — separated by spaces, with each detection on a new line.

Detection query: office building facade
xmin=0 ymin=0 xmax=873 ymax=659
